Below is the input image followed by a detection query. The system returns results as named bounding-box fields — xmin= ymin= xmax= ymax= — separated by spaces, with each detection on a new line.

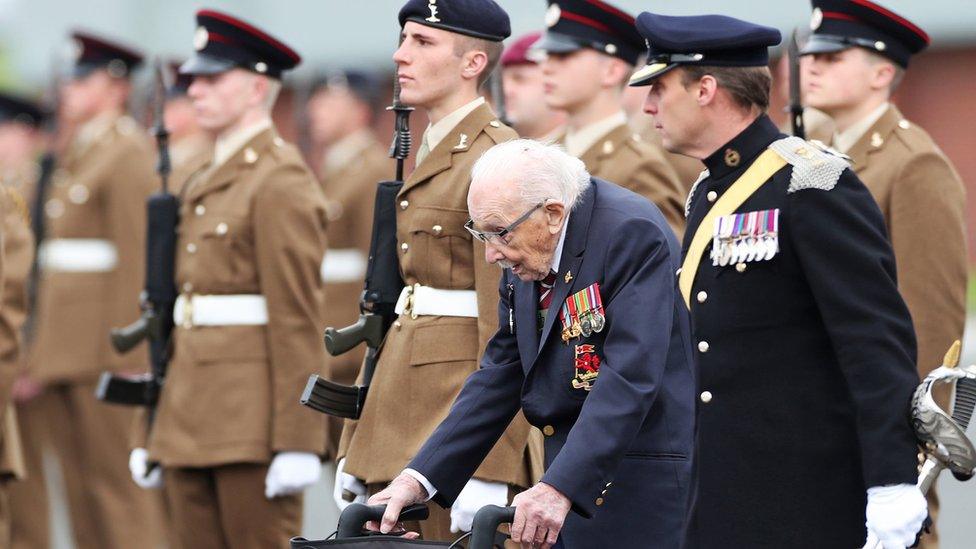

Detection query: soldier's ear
xmin=461 ymin=49 xmax=489 ymax=83
xmin=696 ymin=74 xmax=719 ymax=106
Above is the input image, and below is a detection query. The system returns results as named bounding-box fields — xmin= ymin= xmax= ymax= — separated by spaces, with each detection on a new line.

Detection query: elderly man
xmin=630 ymin=11 xmax=926 ymax=548
xmin=369 ymin=139 xmax=695 ymax=549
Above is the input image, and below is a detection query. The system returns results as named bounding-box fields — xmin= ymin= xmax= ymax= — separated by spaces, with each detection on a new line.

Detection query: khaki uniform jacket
xmin=28 ymin=116 xmax=154 ymax=382
xmin=339 ymin=103 xmax=536 ymax=487
xmin=571 ymin=124 xmax=686 ymax=237
xmin=0 ymin=166 xmax=33 ymax=479
xmin=147 ymin=128 xmax=329 ymax=467
xmin=319 ymin=136 xmax=392 ymax=459
xmin=844 ymin=105 xmax=967 ymax=377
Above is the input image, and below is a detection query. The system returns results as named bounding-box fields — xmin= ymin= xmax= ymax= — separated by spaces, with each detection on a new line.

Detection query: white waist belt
xmin=320 ymin=248 xmax=368 ymax=283
xmin=394 ymin=284 xmax=478 ymax=319
xmin=174 ymin=294 xmax=268 ymax=328
xmin=38 ymin=239 xmax=118 ymax=273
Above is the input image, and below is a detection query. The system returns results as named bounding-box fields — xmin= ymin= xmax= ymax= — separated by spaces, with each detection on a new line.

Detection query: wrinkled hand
xmin=510 ymin=482 xmax=571 ymax=549
xmin=128 ymin=448 xmax=163 ymax=489
xmin=264 ymin=452 xmax=322 ymax=499
xmin=366 ymin=473 xmax=427 ymax=538
xmin=450 ymin=478 xmax=509 ymax=533
xmin=864 ymin=484 xmax=928 ymax=548
xmin=333 ymin=457 xmax=367 ymax=510
xmin=11 ymin=375 xmax=44 ymax=403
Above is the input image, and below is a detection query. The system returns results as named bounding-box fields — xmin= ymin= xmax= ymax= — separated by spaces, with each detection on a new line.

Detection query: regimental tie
xmin=537 ymin=270 xmax=558 ymax=331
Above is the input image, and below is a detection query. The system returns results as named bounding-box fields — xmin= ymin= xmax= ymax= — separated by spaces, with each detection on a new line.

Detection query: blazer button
xmin=700 ymin=391 xmax=713 ymax=403
xmin=706 ymin=191 xmax=718 ymax=202
xmin=736 ymin=262 xmax=747 ymax=273
xmin=542 ymin=425 xmax=555 ymax=436
xmin=401 ymin=242 xmax=409 ymax=252
xmin=696 ymin=291 xmax=708 ymax=303
xmin=393 ymin=320 xmax=402 ymax=330
xmin=186 ymin=243 xmax=197 ymax=254
xmin=400 ymin=200 xmax=409 ymax=210
xmin=215 ymin=222 xmax=228 ymax=235
xmin=675 ymin=268 xmax=682 ymax=276
xmin=595 ymin=497 xmax=604 ymax=506
xmin=698 ymin=341 xmax=709 ymax=353
xmin=432 ymin=225 xmax=443 ymax=235
xmin=182 ymin=282 xmax=193 ymax=293
xmin=195 ymin=204 xmax=206 ymax=216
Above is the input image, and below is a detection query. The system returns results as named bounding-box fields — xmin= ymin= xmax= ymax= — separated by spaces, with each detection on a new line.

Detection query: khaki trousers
xmin=8 ymin=382 xmax=167 ymax=548
xmin=164 ymin=463 xmax=302 ymax=549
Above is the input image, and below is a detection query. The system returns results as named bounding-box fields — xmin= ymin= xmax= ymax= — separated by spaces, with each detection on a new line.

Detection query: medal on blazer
xmin=559 ymin=283 xmax=606 ymax=343
xmin=711 ymin=209 xmax=780 ymax=266
xmin=572 ymin=344 xmax=601 ymax=391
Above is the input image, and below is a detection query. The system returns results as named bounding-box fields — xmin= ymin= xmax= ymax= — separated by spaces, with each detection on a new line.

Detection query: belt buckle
xmin=180 ymin=294 xmax=194 ymax=329
xmin=404 ymin=284 xmax=419 ymax=320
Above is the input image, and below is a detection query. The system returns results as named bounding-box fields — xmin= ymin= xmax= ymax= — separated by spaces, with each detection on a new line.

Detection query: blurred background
xmin=2 ymin=0 xmax=975 ymax=545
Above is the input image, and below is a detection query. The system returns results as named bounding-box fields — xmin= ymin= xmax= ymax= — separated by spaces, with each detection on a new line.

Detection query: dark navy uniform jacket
xmin=682 ymin=115 xmax=920 ymax=548
xmin=409 ymin=178 xmax=696 ymax=548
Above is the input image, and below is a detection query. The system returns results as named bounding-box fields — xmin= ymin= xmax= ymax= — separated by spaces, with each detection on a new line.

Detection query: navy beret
xmin=801 ymin=0 xmax=929 ymax=68
xmin=181 ymin=9 xmax=301 ymax=80
xmin=629 ymin=13 xmax=781 ymax=86
xmin=69 ymin=30 xmax=143 ymax=80
xmin=534 ymin=0 xmax=644 ymax=66
xmin=398 ymin=0 xmax=511 ymax=42
xmin=0 ymin=92 xmax=45 ymax=128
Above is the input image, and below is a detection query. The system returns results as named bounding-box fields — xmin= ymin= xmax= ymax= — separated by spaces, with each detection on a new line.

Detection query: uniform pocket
xmin=407 ymin=207 xmax=472 ymax=288
xmin=183 ymin=324 xmax=268 ymax=365
xmin=196 ymin=214 xmax=254 ymax=285
xmin=408 ymin=320 xmax=478 ymax=367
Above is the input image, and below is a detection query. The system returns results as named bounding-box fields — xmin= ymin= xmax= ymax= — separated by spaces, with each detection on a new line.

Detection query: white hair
xmin=471 ymin=139 xmax=591 ymax=210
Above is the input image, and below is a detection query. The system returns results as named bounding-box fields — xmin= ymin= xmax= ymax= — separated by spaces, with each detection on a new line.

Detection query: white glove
xmin=128 ymin=448 xmax=163 ymax=489
xmin=864 ymin=484 xmax=928 ymax=548
xmin=264 ymin=452 xmax=322 ymax=499
xmin=333 ymin=457 xmax=367 ymax=510
xmin=450 ymin=479 xmax=509 ymax=533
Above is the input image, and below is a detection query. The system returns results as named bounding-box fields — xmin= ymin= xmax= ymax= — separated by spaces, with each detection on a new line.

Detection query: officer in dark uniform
xmin=629 ymin=12 xmax=926 ymax=549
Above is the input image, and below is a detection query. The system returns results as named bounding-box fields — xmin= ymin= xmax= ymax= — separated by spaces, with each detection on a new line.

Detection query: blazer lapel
xmin=185 ymin=128 xmax=275 ymax=203
xmin=515 ymin=277 xmax=539 ymax=370
xmin=845 ymin=105 xmax=901 ymax=175
xmin=528 ymin=181 xmax=597 ymax=372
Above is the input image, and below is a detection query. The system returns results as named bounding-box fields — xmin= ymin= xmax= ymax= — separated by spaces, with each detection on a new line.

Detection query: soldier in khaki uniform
xmin=165 ymin=62 xmax=213 ymax=172
xmin=7 ymin=32 xmax=167 ymax=549
xmin=306 ymin=70 xmax=391 ymax=459
xmin=801 ymin=2 xmax=967 ymax=547
xmin=0 ymin=93 xmax=42 ymax=549
xmin=499 ymin=31 xmax=565 ymax=141
xmin=535 ymin=0 xmax=685 ymax=236
xmin=127 ymin=10 xmax=329 ymax=549
xmin=336 ymin=0 xmax=537 ymax=541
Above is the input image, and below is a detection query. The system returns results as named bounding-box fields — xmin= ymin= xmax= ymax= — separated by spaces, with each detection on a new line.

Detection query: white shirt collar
xmin=422 ymin=96 xmax=486 ymax=154
xmin=564 ymin=111 xmax=628 ymax=158
xmin=832 ymin=102 xmax=889 ymax=154
xmin=213 ymin=117 xmax=273 ymax=168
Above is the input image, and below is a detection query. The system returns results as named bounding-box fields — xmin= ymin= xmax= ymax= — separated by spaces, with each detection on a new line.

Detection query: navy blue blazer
xmin=408 ymin=178 xmax=696 ymax=548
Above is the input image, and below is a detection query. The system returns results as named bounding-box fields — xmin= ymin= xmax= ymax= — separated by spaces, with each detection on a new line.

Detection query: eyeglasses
xmin=464 ymin=202 xmax=544 ymax=244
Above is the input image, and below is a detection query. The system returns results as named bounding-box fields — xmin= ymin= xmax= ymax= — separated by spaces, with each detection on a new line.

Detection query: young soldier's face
xmin=307 ymin=87 xmax=368 ymax=147
xmin=393 ymin=22 xmax=466 ymax=109
xmin=0 ymin=122 xmax=40 ymax=167
xmin=802 ymin=48 xmax=881 ymax=114
xmin=60 ymin=70 xmax=126 ymax=123
xmin=502 ymin=63 xmax=555 ymax=133
xmin=642 ymin=69 xmax=705 ymax=155
xmin=540 ymin=49 xmax=608 ymax=113
xmin=187 ymin=69 xmax=263 ymax=133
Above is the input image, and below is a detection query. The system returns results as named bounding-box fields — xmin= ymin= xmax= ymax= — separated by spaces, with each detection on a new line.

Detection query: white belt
xmin=320 ymin=248 xmax=368 ymax=283
xmin=38 ymin=239 xmax=118 ymax=273
xmin=394 ymin=284 xmax=478 ymax=319
xmin=174 ymin=294 xmax=268 ymax=328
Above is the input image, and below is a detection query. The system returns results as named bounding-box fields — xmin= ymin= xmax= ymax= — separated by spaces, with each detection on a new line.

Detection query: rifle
xmin=300 ymin=46 xmax=413 ymax=419
xmin=787 ymin=28 xmax=806 ymax=139
xmin=24 ymin=55 xmax=62 ymax=343
xmin=864 ymin=340 xmax=976 ymax=548
xmin=95 ymin=59 xmax=179 ymax=425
